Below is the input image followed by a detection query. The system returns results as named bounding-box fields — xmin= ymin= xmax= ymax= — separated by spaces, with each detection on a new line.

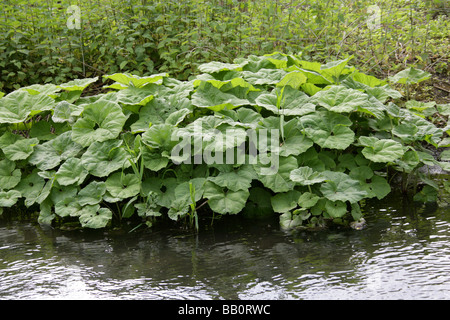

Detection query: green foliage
xmin=0 ymin=53 xmax=447 ymax=231
xmin=0 ymin=0 xmax=448 ymax=93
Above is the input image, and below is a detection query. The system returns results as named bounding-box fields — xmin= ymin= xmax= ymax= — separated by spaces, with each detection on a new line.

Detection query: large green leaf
xmin=256 ymin=86 xmax=315 ymax=116
xmin=400 ymin=112 xmax=443 ymax=146
xmin=388 ymin=67 xmax=431 ymax=84
xmin=192 ymin=81 xmax=251 ymax=111
xmin=55 ymin=198 xmax=82 ymax=217
xmin=105 ymin=172 xmax=141 ymax=199
xmin=142 ymin=148 xmax=170 ymax=171
xmin=320 ymin=171 xmax=368 ymax=203
xmin=78 ymin=205 xmax=112 ymax=229
xmin=289 ymin=166 xmax=326 ymax=186
xmin=71 ymin=100 xmax=128 ymax=147
xmin=324 ymin=200 xmax=347 ymax=218
xmin=198 ymin=61 xmax=241 ymax=74
xmin=29 ymin=131 xmax=83 ymax=171
xmin=77 ymin=181 xmax=106 ymax=206
xmin=259 ymin=117 xmax=313 ymax=157
xmin=312 ymin=85 xmax=369 ymax=113
xmin=0 ymin=90 xmax=56 ymax=123
xmin=364 ymin=175 xmax=391 ymax=200
xmin=276 ymin=71 xmax=307 ymax=89
xmin=50 ymin=184 xmax=78 ymax=205
xmin=300 ymin=111 xmax=355 ymax=150
xmin=57 ymin=77 xmax=98 ymax=91
xmin=52 ymin=101 xmax=83 ymax=124
xmin=207 ymin=165 xmax=255 ymax=192
xmin=113 ymin=86 xmax=156 ymax=107
xmin=2 ymin=137 xmax=39 ymax=161
xmin=271 ymin=190 xmax=301 ymax=213
xmin=254 ymin=156 xmax=297 ymax=193
xmin=297 ymin=192 xmax=321 ymax=209
xmin=319 ymin=57 xmax=353 ymax=82
xmin=81 ymin=139 xmax=130 ymax=177
xmin=359 ymin=137 xmax=405 ymax=163
xmin=141 ymin=123 xmax=177 ymax=151
xmin=242 ymin=69 xmax=287 ymax=85
xmin=15 ymin=170 xmax=46 ymax=207
xmin=0 ymin=190 xmax=21 ymax=207
xmin=0 ymin=159 xmax=21 ymax=190
xmin=103 ymin=73 xmax=168 ymax=88
xmin=203 ymin=181 xmax=249 ymax=215
xmin=55 ymin=158 xmax=89 ymax=186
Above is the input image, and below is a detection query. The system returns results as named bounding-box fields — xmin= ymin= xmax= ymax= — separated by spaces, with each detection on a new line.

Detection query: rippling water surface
xmin=1 ymin=195 xmax=449 ymax=300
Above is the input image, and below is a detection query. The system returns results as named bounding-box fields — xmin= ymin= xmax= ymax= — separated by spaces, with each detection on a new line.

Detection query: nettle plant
xmin=0 ymin=53 xmax=448 ymax=230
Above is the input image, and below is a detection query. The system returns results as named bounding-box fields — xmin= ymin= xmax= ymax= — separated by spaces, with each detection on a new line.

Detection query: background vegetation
xmin=1 ymin=0 xmax=449 ymax=102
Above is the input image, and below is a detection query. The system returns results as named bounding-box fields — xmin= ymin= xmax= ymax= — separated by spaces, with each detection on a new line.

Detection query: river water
xmin=1 ymin=193 xmax=449 ymax=300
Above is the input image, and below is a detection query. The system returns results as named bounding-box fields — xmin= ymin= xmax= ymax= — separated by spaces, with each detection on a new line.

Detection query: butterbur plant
xmin=0 ymin=53 xmax=447 ymax=231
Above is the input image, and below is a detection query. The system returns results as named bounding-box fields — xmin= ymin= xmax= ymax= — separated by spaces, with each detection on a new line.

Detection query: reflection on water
xmin=1 ymin=194 xmax=450 ymax=300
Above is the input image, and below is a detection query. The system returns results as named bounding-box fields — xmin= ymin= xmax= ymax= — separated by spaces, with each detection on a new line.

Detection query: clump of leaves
xmin=0 ymin=53 xmax=447 ymax=231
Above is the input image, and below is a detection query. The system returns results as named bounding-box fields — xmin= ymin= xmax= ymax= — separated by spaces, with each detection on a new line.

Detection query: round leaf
xmin=29 ymin=131 xmax=83 ymax=171
xmin=0 ymin=159 xmax=21 ymax=190
xmin=0 ymin=190 xmax=21 ymax=207
xmin=81 ymin=139 xmax=130 ymax=177
xmin=55 ymin=158 xmax=89 ymax=186
xmin=78 ymin=181 xmax=106 ymax=206
xmin=72 ymin=100 xmax=128 ymax=147
xmin=320 ymin=171 xmax=368 ymax=203
xmin=105 ymin=173 xmax=141 ymax=199
xmin=290 ymin=166 xmax=326 ymax=186
xmin=360 ymin=137 xmax=405 ymax=163
xmin=203 ymin=181 xmax=249 ymax=215
xmin=300 ymin=111 xmax=355 ymax=150
xmin=79 ymin=205 xmax=112 ymax=229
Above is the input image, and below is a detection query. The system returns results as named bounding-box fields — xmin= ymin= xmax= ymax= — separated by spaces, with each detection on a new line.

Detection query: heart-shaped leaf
xmin=55 ymin=158 xmax=89 ymax=186
xmin=359 ymin=136 xmax=405 ymax=163
xmin=79 ymin=205 xmax=112 ymax=229
xmin=78 ymin=181 xmax=106 ymax=206
xmin=203 ymin=181 xmax=249 ymax=215
xmin=312 ymin=85 xmax=369 ymax=113
xmin=300 ymin=111 xmax=355 ymax=150
xmin=58 ymin=77 xmax=98 ymax=92
xmin=2 ymin=137 xmax=39 ymax=161
xmin=271 ymin=190 xmax=301 ymax=213
xmin=0 ymin=190 xmax=21 ymax=207
xmin=81 ymin=139 xmax=130 ymax=177
xmin=298 ymin=192 xmax=321 ymax=209
xmin=254 ymin=156 xmax=297 ymax=193
xmin=192 ymin=81 xmax=251 ymax=111
xmin=0 ymin=91 xmax=57 ymax=123
xmin=14 ymin=170 xmax=45 ymax=207
xmin=0 ymin=159 xmax=21 ymax=190
xmin=207 ymin=165 xmax=255 ymax=192
xmin=72 ymin=100 xmax=128 ymax=147
xmin=103 ymin=73 xmax=168 ymax=88
xmin=324 ymin=199 xmax=347 ymax=218
xmin=55 ymin=198 xmax=82 ymax=218
xmin=388 ymin=67 xmax=431 ymax=84
xmin=29 ymin=131 xmax=83 ymax=171
xmin=256 ymin=86 xmax=315 ymax=116
xmin=320 ymin=171 xmax=368 ymax=203
xmin=290 ymin=166 xmax=326 ymax=186
xmin=105 ymin=172 xmax=141 ymax=199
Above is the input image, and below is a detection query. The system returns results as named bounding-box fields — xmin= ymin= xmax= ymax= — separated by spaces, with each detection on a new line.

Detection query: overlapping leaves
xmin=0 ymin=53 xmax=446 ymax=231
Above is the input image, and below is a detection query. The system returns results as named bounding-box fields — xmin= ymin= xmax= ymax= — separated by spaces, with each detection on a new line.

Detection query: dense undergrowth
xmin=1 ymin=0 xmax=449 ymax=96
xmin=0 ymin=53 xmax=449 ymax=231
